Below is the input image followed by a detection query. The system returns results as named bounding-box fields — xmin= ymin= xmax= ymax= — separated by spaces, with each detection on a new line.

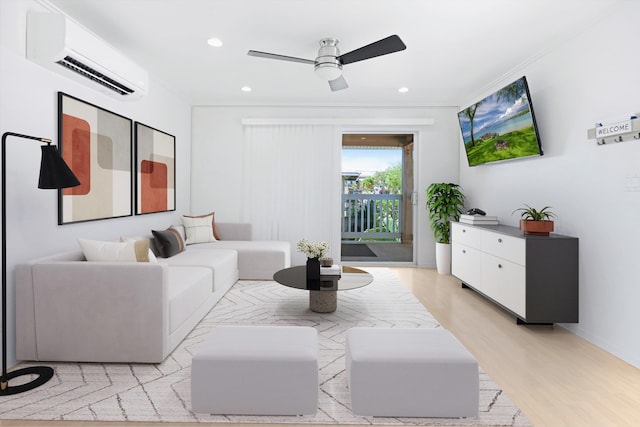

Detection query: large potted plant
xmin=425 ymin=183 xmax=465 ymax=274
xmin=512 ymin=204 xmax=556 ymax=235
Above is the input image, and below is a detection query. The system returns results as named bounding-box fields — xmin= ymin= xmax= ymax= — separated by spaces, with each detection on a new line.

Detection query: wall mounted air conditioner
xmin=27 ymin=11 xmax=149 ymax=99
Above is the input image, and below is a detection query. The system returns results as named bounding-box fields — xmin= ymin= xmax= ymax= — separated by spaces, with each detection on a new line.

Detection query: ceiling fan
xmin=247 ymin=35 xmax=406 ymax=91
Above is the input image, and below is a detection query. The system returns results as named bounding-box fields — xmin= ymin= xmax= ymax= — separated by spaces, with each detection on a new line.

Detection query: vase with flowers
xmin=296 ymin=238 xmax=329 ymax=280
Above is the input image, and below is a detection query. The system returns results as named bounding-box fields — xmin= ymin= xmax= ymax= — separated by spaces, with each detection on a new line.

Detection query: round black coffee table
xmin=273 ymin=265 xmax=373 ymax=313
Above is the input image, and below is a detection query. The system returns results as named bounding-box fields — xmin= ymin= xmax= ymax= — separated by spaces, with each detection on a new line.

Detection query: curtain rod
xmin=241 ymin=118 xmax=435 ymax=126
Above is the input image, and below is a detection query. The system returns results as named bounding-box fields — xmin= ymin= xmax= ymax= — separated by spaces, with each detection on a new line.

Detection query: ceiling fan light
xmin=314 ymin=63 xmax=342 ymax=81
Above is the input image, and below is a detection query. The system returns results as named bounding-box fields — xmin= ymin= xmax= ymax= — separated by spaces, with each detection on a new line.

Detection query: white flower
xmin=296 ymin=238 xmax=329 ymax=259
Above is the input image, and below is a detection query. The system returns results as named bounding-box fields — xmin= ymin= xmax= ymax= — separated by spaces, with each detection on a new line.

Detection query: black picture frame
xmin=57 ymin=92 xmax=133 ymax=224
xmin=134 ymin=121 xmax=176 ymax=215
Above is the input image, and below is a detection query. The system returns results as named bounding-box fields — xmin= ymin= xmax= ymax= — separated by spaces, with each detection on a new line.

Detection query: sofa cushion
xmin=189 ymin=240 xmax=290 ymax=280
xmin=161 ymin=248 xmax=238 ymax=291
xmin=78 ymin=239 xmax=151 ymax=262
xmin=167 ymin=266 xmax=212 ymax=334
xmin=182 ymin=214 xmax=217 ymax=244
xmin=152 ymin=228 xmax=185 ymax=258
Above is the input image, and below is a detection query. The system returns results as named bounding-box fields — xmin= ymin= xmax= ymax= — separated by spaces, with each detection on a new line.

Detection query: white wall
xmin=191 ymin=106 xmax=460 ymax=267
xmin=458 ymin=2 xmax=640 ymax=367
xmin=0 ymin=0 xmax=192 ymax=367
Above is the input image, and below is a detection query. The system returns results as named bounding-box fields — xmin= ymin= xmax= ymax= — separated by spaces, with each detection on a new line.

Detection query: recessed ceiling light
xmin=398 ymin=86 xmax=409 ymax=93
xmin=241 ymin=86 xmax=252 ymax=92
xmin=207 ymin=37 xmax=223 ymax=47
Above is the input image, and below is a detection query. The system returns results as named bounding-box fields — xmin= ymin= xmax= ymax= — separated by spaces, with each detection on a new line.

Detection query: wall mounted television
xmin=457 ymin=76 xmax=543 ymax=166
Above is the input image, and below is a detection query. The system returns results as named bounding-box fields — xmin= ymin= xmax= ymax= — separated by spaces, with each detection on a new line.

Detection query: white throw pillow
xmin=120 ymin=236 xmax=158 ymax=263
xmin=182 ymin=214 xmax=217 ymax=244
xmin=79 ymin=239 xmax=152 ymax=262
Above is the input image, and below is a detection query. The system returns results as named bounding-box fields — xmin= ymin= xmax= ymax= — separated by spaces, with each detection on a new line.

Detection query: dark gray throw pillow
xmin=151 ymin=228 xmax=185 ymax=258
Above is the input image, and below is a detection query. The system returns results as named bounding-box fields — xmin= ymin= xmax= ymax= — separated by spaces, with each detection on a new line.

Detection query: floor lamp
xmin=1 ymin=131 xmax=80 ymax=395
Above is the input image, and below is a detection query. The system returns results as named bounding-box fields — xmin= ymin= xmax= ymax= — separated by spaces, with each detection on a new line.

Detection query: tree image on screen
xmin=458 ymin=77 xmax=542 ymax=166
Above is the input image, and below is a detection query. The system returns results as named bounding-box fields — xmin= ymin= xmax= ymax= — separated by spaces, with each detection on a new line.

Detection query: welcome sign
xmin=596 ymin=120 xmax=632 ymax=138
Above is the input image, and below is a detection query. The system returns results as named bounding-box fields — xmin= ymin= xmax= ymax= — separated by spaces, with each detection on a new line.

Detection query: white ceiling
xmin=47 ymin=0 xmax=622 ymax=107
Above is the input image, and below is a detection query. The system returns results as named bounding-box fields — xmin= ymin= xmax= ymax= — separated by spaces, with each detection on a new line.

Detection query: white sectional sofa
xmin=15 ymin=223 xmax=290 ymax=364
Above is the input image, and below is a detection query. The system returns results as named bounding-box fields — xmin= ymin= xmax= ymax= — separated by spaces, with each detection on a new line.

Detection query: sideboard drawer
xmin=481 ymin=253 xmax=526 ymax=317
xmin=451 ymin=242 xmax=482 ymax=288
xmin=452 ymin=222 xmax=482 ymax=249
xmin=481 ymin=230 xmax=525 ymax=265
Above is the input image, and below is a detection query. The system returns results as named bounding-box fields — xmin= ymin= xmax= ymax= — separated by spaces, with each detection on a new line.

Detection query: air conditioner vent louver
xmin=57 ymin=56 xmax=134 ymax=95
xmin=27 ymin=12 xmax=148 ymax=99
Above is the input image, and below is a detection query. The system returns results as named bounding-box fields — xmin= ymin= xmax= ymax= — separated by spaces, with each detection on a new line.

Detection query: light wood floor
xmin=2 ymin=267 xmax=639 ymax=427
xmin=392 ymin=267 xmax=640 ymax=427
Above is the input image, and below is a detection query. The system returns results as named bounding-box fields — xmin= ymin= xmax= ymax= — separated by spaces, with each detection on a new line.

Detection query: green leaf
xmin=512 ymin=204 xmax=556 ymax=221
xmin=425 ymin=183 xmax=465 ymax=243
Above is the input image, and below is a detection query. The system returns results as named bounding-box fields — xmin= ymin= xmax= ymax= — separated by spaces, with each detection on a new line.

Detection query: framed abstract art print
xmin=57 ymin=92 xmax=133 ymax=224
xmin=134 ymin=122 xmax=176 ymax=215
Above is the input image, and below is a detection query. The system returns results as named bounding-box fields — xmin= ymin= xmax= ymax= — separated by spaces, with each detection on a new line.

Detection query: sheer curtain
xmin=242 ymin=124 xmax=342 ymax=264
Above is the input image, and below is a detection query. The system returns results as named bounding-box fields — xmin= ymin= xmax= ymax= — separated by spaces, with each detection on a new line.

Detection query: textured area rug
xmin=0 ymin=268 xmax=531 ymax=426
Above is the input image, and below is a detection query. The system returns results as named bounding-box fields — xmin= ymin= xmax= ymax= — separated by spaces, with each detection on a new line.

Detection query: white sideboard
xmin=451 ymin=222 xmax=578 ymax=324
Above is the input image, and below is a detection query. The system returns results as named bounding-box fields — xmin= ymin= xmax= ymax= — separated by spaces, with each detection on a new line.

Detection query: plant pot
xmin=435 ymin=242 xmax=451 ymax=275
xmin=520 ymin=219 xmax=554 ymax=235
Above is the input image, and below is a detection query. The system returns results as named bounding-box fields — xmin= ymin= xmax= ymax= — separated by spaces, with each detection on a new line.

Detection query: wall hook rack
xmin=587 ymin=113 xmax=640 ymax=146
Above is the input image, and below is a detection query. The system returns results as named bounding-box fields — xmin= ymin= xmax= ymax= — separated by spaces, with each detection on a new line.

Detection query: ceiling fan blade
xmin=337 ymin=35 xmax=406 ymax=65
xmin=247 ymin=50 xmax=316 ymax=65
xmin=328 ymin=75 xmax=349 ymax=91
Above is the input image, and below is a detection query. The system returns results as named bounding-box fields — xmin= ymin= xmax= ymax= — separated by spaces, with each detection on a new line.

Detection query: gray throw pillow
xmin=151 ymin=227 xmax=185 ymax=258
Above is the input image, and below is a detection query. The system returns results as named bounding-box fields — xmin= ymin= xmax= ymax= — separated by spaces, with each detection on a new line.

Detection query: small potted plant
xmin=512 ymin=204 xmax=556 ymax=235
xmin=425 ymin=183 xmax=465 ymax=274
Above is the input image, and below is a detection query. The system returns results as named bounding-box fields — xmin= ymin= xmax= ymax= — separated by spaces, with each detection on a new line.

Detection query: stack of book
xmin=320 ymin=264 xmax=342 ymax=276
xmin=459 ymin=214 xmax=499 ymax=225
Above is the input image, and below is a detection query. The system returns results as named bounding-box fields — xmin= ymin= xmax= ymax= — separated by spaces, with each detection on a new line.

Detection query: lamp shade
xmin=314 ymin=63 xmax=342 ymax=81
xmin=38 ymin=144 xmax=80 ymax=189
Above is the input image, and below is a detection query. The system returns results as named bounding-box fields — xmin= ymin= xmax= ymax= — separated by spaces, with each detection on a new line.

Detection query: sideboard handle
xmin=462 ymin=229 xmax=466 ymax=233
xmin=498 ymin=238 xmax=502 ymax=243
xmin=498 ymin=264 xmax=502 ymax=269
xmin=462 ymin=249 xmax=466 ymax=254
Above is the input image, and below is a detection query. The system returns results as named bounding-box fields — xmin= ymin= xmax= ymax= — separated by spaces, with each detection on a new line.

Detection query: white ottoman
xmin=191 ymin=325 xmax=318 ymax=415
xmin=346 ymin=327 xmax=478 ymax=417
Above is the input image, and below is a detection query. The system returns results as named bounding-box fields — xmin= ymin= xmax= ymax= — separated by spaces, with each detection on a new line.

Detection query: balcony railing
xmin=342 ymin=193 xmax=402 ymax=241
